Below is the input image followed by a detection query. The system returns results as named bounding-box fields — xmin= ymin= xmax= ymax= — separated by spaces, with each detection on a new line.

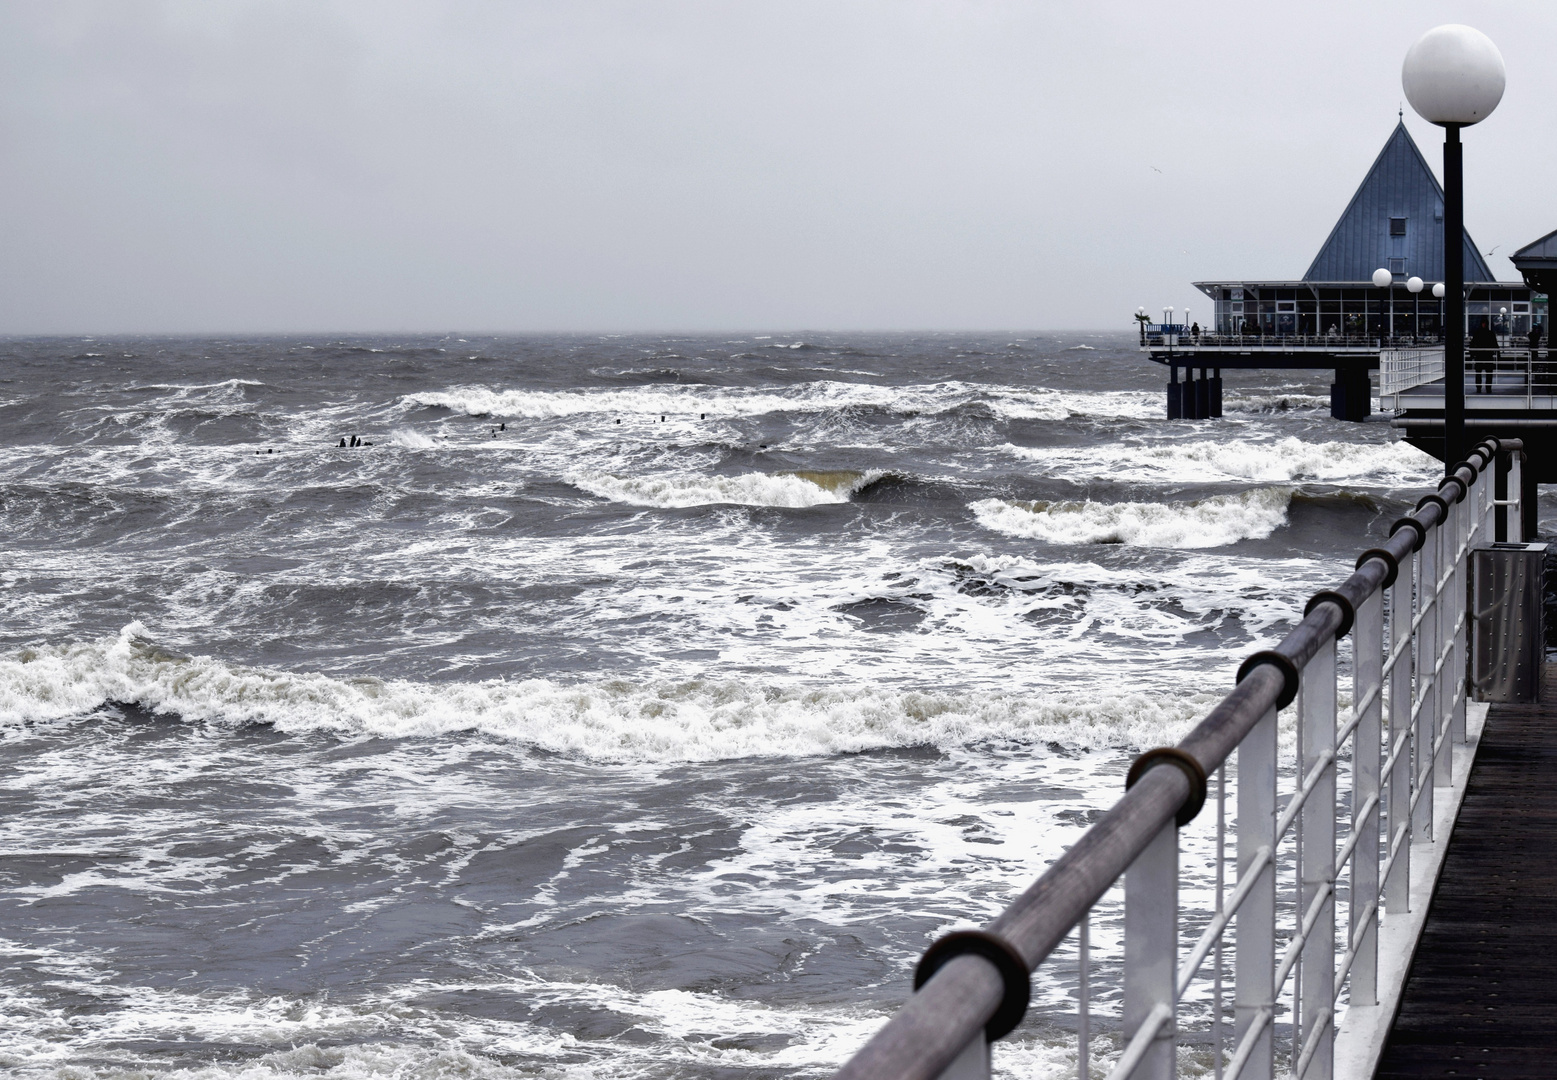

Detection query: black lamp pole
xmin=1443 ymin=124 xmax=1465 ymax=472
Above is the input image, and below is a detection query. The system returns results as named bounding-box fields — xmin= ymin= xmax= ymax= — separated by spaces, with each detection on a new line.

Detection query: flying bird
xmin=1150 ymin=165 xmax=1163 ymax=174
xmin=1485 ymin=245 xmax=1501 ymax=257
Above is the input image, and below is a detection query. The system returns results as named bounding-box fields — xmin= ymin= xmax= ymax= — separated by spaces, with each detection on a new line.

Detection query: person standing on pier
xmin=1470 ymin=318 xmax=1499 ymax=393
xmin=1528 ymin=323 xmax=1545 ymax=392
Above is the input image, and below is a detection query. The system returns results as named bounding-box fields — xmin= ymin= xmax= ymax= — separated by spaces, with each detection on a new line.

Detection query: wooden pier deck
xmin=1375 ymin=664 xmax=1557 ymax=1078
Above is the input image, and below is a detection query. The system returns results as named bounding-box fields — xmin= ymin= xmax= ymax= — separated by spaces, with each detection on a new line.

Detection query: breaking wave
xmin=1006 ymin=437 xmax=1436 ymax=486
xmin=568 ymin=469 xmax=886 ymax=508
xmin=404 ymin=381 xmax=1160 ymax=423
xmin=970 ymin=487 xmax=1292 ymax=547
xmin=0 ymin=625 xmax=1219 ymax=759
xmin=387 ymin=428 xmax=437 ymax=449
xmin=1224 ymin=392 xmax=1337 ymax=413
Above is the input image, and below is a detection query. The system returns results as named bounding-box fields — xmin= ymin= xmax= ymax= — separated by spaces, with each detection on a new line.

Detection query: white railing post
xmin=1351 ymin=587 xmax=1383 ymax=1005
xmin=1125 ymin=820 xmax=1178 ymax=1080
xmin=1236 ymin=705 xmax=1277 ymax=1080
xmin=1297 ymin=640 xmax=1337 ymax=1079
xmin=934 ymin=1036 xmax=989 ymax=1080
xmin=1434 ymin=504 xmax=1454 ymax=789
xmin=1451 ymin=477 xmax=1473 ymax=746
xmin=1479 ymin=461 xmax=1495 ymax=553
xmin=1385 ymin=548 xmax=1414 ymax=914
xmin=1412 ymin=523 xmax=1437 ymax=841
xmin=1509 ymin=451 xmax=1524 ymax=539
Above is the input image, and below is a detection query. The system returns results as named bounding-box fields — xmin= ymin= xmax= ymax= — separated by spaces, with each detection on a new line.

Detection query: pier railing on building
xmin=1382 ymin=345 xmax=1557 ymax=409
xmin=1143 ymin=327 xmax=1389 ymax=355
xmin=832 ymin=439 xmax=1527 ymax=1080
xmin=1378 ymin=346 xmax=1445 ymax=396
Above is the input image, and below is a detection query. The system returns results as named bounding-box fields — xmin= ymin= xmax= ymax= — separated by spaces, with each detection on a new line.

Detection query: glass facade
xmin=1202 ymin=283 xmax=1548 ymax=343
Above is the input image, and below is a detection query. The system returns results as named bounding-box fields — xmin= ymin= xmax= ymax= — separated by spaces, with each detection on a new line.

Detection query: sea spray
xmin=404 ymin=381 xmax=1161 ymax=424
xmin=1 ymin=624 xmax=1221 ymax=759
xmin=567 ymin=469 xmax=886 ymax=508
xmin=969 ymin=487 xmax=1293 ymax=547
xmin=1003 ymin=437 xmax=1437 ymax=486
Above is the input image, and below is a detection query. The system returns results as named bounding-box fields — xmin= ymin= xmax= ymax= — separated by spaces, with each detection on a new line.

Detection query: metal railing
xmin=1469 ymin=349 xmax=1557 ymax=408
xmin=1141 ymin=330 xmax=1431 ymax=352
xmin=1382 ymin=348 xmax=1557 ymax=407
xmin=1379 ymin=346 xmax=1444 ymax=395
xmin=833 ymin=438 xmax=1526 ymax=1080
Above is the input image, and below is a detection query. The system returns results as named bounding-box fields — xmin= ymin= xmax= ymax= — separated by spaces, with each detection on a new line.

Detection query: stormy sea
xmin=0 ymin=333 xmax=1480 ymax=1078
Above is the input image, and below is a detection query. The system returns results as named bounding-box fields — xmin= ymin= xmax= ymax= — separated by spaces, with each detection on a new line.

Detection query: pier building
xmin=1380 ymin=223 xmax=1557 ymax=498
xmin=1142 ymin=121 xmax=1546 ymax=422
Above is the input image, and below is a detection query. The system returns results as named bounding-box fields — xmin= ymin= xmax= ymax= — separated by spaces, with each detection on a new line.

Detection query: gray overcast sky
xmin=1 ymin=1 xmax=1552 ymax=334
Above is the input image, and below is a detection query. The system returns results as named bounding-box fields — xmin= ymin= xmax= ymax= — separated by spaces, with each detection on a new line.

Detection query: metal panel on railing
xmin=1471 ymin=542 xmax=1548 ymax=703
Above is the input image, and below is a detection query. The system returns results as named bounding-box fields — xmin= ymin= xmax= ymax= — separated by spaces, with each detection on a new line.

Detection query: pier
xmin=1381 ymin=347 xmax=1554 ymax=522
xmin=1375 ymin=664 xmax=1557 ymax=1078
xmin=1137 ymin=121 xmax=1547 ymax=423
xmin=829 ymin=438 xmax=1546 ymax=1080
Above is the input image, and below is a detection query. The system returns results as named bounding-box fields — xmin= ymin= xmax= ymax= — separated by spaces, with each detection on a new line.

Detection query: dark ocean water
xmin=0 ymin=333 xmax=1477 ymax=1078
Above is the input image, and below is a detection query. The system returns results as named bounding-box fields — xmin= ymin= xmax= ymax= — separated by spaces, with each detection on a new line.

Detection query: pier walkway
xmin=1376 ymin=664 xmax=1557 ymax=1080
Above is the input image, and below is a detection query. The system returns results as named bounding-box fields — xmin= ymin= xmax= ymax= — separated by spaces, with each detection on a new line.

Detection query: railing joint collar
xmin=1356 ymin=547 xmax=1399 ymax=589
xmin=1416 ymin=492 xmax=1449 ymax=523
xmin=1305 ymin=591 xmax=1355 ymax=638
xmin=1237 ymin=649 xmax=1299 ymax=709
xmin=1126 ymin=746 xmax=1207 ymax=825
xmin=1389 ymin=516 xmax=1427 ymax=551
xmin=913 ymin=930 xmax=1031 ymax=1041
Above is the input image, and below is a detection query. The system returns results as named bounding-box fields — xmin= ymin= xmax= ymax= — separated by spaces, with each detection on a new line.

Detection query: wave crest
xmin=403 ymin=381 xmax=1159 ymax=423
xmin=1 ymin=625 xmax=1218 ymax=759
xmin=568 ymin=469 xmax=884 ymax=508
xmin=970 ymin=488 xmax=1292 ymax=547
xmin=1005 ymin=437 xmax=1435 ymax=486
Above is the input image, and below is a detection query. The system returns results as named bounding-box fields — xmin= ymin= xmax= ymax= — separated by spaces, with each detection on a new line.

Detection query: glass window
xmin=1390 ymin=217 xmax=1407 ymax=236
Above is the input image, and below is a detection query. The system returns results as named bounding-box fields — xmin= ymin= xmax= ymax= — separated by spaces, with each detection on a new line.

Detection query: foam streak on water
xmin=0 ymin=333 xmax=1449 ymax=1078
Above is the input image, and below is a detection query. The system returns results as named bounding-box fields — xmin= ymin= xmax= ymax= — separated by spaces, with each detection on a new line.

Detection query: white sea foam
xmin=970 ymin=488 xmax=1292 ymax=547
xmin=0 ymin=625 xmax=1219 ymax=760
xmin=0 ymin=971 xmax=886 ymax=1079
xmin=403 ymin=380 xmax=1160 ymax=424
xmin=1222 ymin=391 xmax=1330 ymax=412
xmin=388 ymin=428 xmax=437 ymax=449
xmin=567 ymin=469 xmax=881 ymax=508
xmin=1006 ymin=436 xmax=1436 ymax=487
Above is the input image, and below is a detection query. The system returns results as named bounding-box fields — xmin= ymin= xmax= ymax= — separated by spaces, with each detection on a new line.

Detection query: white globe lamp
xmin=1407 ymin=276 xmax=1424 ymax=294
xmin=1402 ymin=25 xmax=1505 ymax=126
xmin=1373 ymin=267 xmax=1393 ymax=288
xmin=1432 ymin=283 xmax=1446 ymax=298
xmin=1403 ymin=24 xmax=1504 ymax=470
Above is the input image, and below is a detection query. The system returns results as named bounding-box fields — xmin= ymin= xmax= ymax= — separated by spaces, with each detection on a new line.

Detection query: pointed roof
xmin=1512 ymin=227 xmax=1557 ymax=266
xmin=1304 ymin=122 xmax=1493 ymax=282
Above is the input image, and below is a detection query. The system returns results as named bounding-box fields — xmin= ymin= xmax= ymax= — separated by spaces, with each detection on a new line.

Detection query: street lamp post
xmin=1374 ymin=267 xmax=1393 ymax=346
xmin=1408 ymin=275 xmax=1424 ymax=341
xmin=1403 ymin=24 xmax=1505 ymax=472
